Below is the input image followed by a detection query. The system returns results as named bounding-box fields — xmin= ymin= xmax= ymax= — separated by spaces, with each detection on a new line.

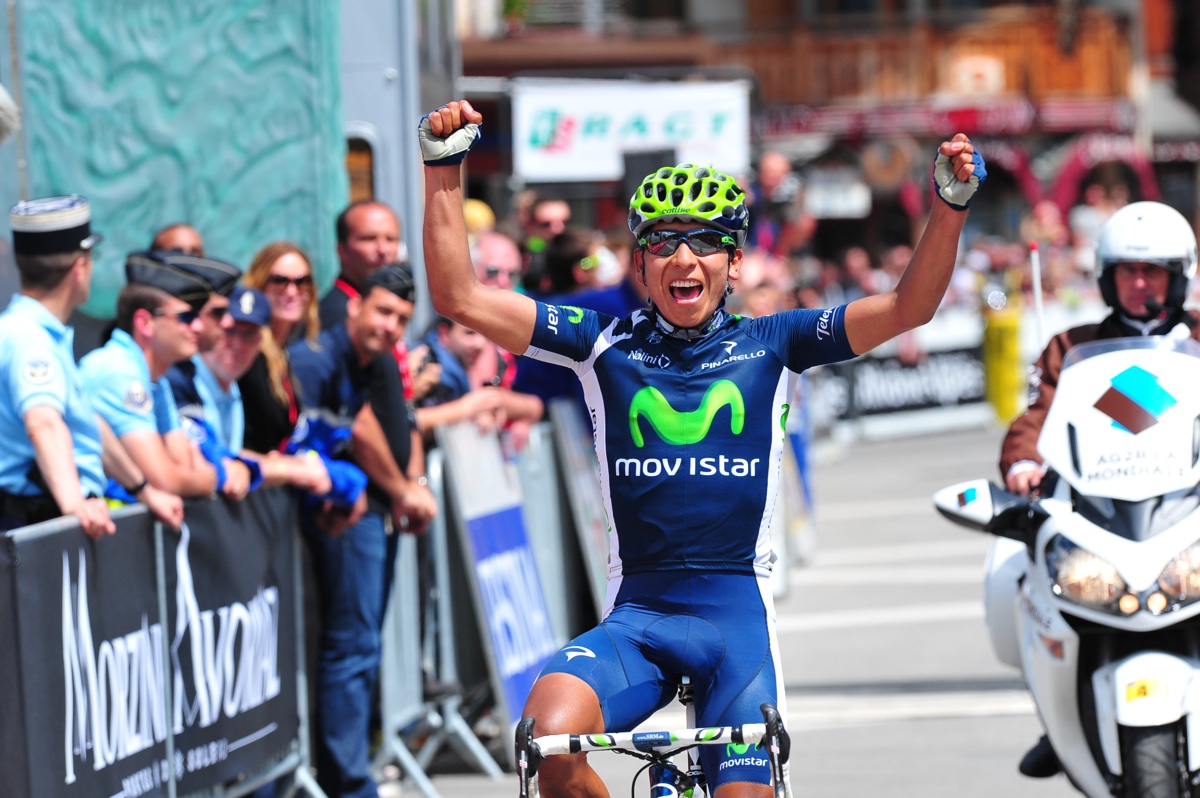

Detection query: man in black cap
xmin=79 ymin=253 xmax=252 ymax=500
xmin=0 ymin=196 xmax=182 ymax=532
xmin=290 ymin=263 xmax=436 ymax=798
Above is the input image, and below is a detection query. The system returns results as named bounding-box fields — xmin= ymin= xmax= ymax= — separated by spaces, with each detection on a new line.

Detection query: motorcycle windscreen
xmin=1039 ymin=336 xmax=1200 ymax=502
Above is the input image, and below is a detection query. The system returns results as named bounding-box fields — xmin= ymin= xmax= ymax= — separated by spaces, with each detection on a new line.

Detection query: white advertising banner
xmin=512 ymin=78 xmax=751 ymax=183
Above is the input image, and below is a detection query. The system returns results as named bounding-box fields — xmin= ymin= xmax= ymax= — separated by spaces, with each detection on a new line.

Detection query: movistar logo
xmin=628 ymin=380 xmax=745 ymax=447
xmin=563 ymin=305 xmax=584 ymax=324
xmin=726 ymin=742 xmax=754 ymax=757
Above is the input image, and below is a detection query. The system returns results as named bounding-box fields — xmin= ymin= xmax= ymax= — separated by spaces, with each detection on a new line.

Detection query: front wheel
xmin=1121 ymin=724 xmax=1185 ymax=798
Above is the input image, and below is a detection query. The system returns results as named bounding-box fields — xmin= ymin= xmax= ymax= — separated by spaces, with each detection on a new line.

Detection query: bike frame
xmin=515 ymin=696 xmax=791 ymax=798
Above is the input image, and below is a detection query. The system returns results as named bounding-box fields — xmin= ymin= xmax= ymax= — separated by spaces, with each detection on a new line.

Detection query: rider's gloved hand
xmin=418 ymin=104 xmax=480 ymax=167
xmin=932 ymin=142 xmax=987 ymax=210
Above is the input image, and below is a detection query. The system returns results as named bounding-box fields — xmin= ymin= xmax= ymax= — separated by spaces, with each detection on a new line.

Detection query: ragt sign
xmin=512 ymin=79 xmax=751 ymax=183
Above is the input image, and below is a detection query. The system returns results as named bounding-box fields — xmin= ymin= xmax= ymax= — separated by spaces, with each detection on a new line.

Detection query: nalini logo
xmin=1093 ymin=366 xmax=1176 ymax=434
xmin=628 ymin=380 xmax=744 ymax=447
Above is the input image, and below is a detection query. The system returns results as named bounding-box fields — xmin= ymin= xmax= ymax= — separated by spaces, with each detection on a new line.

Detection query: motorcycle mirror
xmin=932 ymin=479 xmax=1044 ymax=545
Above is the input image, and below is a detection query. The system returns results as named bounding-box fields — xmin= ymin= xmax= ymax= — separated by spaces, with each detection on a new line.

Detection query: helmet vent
xmin=688 ymin=182 xmax=702 ymax=202
xmin=698 ymin=201 xmax=716 ymax=213
xmin=695 ymin=167 xmax=710 ymax=178
xmin=673 ymin=173 xmax=688 ymax=186
xmin=671 ymin=188 xmax=684 ymax=205
xmin=655 ymin=184 xmax=667 ymax=202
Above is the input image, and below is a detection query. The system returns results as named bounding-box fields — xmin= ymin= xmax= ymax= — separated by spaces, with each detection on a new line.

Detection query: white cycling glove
xmin=418 ymin=113 xmax=480 ymax=167
xmin=932 ymin=147 xmax=987 ymax=210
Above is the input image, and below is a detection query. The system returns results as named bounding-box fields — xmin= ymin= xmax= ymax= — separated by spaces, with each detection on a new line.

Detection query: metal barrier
xmin=0 ymin=489 xmax=323 ymax=798
xmin=373 ymin=447 xmax=504 ymax=796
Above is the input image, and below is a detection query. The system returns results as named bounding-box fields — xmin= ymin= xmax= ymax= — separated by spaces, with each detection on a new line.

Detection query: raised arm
xmin=421 ymin=101 xmax=537 ymax=354
xmin=843 ymin=134 xmax=985 ymax=355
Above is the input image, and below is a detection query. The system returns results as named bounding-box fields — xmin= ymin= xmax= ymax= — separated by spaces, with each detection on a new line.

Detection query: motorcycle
xmin=934 ymin=335 xmax=1200 ymax=797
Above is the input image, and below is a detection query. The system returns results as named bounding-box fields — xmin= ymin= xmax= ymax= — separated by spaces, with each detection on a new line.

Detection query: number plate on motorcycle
xmin=1124 ymin=678 xmax=1163 ymax=703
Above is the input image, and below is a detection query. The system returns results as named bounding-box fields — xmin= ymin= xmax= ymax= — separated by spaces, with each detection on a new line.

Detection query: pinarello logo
xmin=1093 ymin=366 xmax=1176 ymax=434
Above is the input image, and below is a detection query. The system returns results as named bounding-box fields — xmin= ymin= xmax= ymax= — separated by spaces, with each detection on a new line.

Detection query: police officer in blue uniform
xmin=0 ymin=196 xmax=112 ymax=535
xmin=80 ymin=253 xmax=249 ymax=500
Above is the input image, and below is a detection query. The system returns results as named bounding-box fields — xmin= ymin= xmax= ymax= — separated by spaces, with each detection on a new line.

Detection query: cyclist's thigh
xmin=686 ymin=574 xmax=778 ymax=789
xmin=537 ymin=611 xmax=676 ymax=733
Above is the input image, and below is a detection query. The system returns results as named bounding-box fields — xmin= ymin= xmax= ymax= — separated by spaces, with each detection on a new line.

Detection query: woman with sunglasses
xmin=238 ymin=241 xmax=321 ymax=455
xmin=420 ymin=99 xmax=985 ymax=798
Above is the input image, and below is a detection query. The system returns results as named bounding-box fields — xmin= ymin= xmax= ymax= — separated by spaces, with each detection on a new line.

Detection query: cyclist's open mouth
xmin=670 ymin=280 xmax=703 ymax=303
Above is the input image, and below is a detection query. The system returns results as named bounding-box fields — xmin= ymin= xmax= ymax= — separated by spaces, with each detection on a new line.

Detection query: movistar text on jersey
xmin=615 ymin=455 xmax=761 ymax=477
xmin=700 ymin=349 xmax=766 ymax=370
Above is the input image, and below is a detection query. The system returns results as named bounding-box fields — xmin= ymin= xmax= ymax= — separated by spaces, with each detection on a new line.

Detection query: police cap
xmin=125 ymin=250 xmax=241 ymax=310
xmin=10 ymin=195 xmax=103 ymax=256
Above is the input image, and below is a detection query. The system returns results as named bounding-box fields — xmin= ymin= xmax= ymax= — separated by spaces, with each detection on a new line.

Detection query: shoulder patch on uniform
xmin=20 ymin=358 xmax=56 ymax=386
xmin=124 ymin=380 xmax=154 ymax=414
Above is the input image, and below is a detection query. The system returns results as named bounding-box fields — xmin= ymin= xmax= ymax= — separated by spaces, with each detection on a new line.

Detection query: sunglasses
xmin=265 ymin=274 xmax=313 ymax=290
xmin=639 ymin=229 xmax=735 ymax=258
xmin=151 ymin=307 xmax=199 ymax=325
xmin=204 ymin=306 xmax=229 ymax=320
xmin=484 ymin=266 xmax=522 ymax=282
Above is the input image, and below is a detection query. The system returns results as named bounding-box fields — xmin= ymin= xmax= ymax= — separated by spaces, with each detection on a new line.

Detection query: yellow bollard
xmin=983 ymin=306 xmax=1023 ymax=424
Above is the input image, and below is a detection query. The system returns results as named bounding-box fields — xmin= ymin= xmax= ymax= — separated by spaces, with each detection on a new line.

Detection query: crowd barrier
xmin=0 ymin=488 xmax=317 ymax=798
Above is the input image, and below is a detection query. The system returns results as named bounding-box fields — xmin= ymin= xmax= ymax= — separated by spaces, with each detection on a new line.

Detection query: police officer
xmin=0 ymin=196 xmax=112 ymax=535
xmin=80 ymin=252 xmax=251 ymax=500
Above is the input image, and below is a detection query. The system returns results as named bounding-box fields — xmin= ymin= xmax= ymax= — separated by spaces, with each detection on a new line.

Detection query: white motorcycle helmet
xmin=1095 ymin=200 xmax=1198 ymax=311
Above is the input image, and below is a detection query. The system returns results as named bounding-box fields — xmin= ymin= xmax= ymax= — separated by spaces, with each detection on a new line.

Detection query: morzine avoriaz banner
xmin=0 ymin=489 xmax=299 ymax=797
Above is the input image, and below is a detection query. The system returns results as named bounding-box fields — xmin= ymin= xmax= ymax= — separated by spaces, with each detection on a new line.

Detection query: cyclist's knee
xmin=712 ymin=781 xmax=773 ymax=798
xmin=523 ymin=672 xmax=604 ymax=734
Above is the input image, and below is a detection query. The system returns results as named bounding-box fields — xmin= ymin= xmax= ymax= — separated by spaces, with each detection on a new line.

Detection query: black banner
xmin=807 ymin=347 xmax=985 ymax=421
xmin=165 ymin=491 xmax=299 ymax=794
xmin=0 ymin=488 xmax=299 ymax=797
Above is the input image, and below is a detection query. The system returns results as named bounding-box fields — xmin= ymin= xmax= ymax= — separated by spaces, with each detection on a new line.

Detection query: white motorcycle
xmin=935 ymin=335 xmax=1200 ymax=798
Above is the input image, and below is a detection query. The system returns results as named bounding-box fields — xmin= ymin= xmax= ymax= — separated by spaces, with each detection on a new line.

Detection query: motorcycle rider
xmin=999 ymin=199 xmax=1200 ymax=777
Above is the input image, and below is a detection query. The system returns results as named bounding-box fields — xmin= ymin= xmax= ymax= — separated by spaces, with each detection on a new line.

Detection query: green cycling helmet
xmin=627 ymin=163 xmax=750 ymax=248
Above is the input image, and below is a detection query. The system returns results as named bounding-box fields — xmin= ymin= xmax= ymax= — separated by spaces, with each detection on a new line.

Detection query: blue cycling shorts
xmin=536 ymin=570 xmax=783 ymax=789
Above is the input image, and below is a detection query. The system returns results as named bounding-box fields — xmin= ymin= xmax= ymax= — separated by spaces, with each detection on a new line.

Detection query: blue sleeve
xmin=80 ymin=352 xmax=158 ymax=437
xmin=522 ymin=301 xmax=611 ymax=371
xmin=288 ymin=340 xmax=328 ymax=410
xmin=747 ymin=305 xmax=857 ymax=372
xmin=153 ymin=379 xmax=181 ymax=433
xmin=7 ymin=338 xmax=68 ymax=417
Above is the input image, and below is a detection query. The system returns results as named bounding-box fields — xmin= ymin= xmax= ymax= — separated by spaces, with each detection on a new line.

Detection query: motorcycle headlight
xmin=1157 ymin=542 xmax=1200 ymax=608
xmin=1046 ymin=536 xmax=1127 ymax=610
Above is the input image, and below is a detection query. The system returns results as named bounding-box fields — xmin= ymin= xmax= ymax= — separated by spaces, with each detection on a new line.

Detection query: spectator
xmin=462 ymin=197 xmax=496 ymax=246
xmin=238 ymin=241 xmax=321 ymax=454
xmin=0 ymin=196 xmax=112 ymax=535
xmin=175 ymin=286 xmax=342 ymax=503
xmin=81 ymin=254 xmax=245 ymax=500
xmin=288 ymin=265 xmax=436 ymax=798
xmin=520 ymin=195 xmax=571 ymax=294
xmin=416 ymin=316 xmax=544 ymax=451
xmin=319 ymin=200 xmax=403 ymax=330
xmin=150 ymin=222 xmax=205 ymax=257
xmin=745 ymin=150 xmax=816 ymax=257
xmin=542 ymin=227 xmax=605 ymax=296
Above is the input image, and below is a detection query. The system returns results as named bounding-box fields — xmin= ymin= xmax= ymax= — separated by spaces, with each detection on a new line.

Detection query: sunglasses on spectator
xmin=151 ymin=307 xmax=199 ymax=325
xmin=265 ymin=274 xmax=313 ymax=289
xmin=484 ymin=266 xmax=522 ymax=282
xmin=224 ymin=325 xmax=263 ymax=343
xmin=639 ymin=229 xmax=736 ymax=257
xmin=204 ymin=306 xmax=228 ymax=320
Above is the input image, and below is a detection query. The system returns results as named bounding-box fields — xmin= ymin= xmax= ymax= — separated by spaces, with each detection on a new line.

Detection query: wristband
xmin=127 ymin=478 xmax=148 ymax=495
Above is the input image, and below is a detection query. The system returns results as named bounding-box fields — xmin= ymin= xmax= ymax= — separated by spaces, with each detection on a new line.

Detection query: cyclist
xmin=998 ymin=200 xmax=1200 ymax=779
xmin=419 ymin=99 xmax=984 ymax=797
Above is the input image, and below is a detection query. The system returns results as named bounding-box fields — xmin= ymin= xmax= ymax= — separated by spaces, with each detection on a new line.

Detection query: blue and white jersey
xmin=524 ymin=301 xmax=855 ymax=577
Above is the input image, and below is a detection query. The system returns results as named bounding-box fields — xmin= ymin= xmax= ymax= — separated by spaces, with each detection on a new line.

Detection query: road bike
xmin=516 ymin=679 xmax=792 ymax=797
